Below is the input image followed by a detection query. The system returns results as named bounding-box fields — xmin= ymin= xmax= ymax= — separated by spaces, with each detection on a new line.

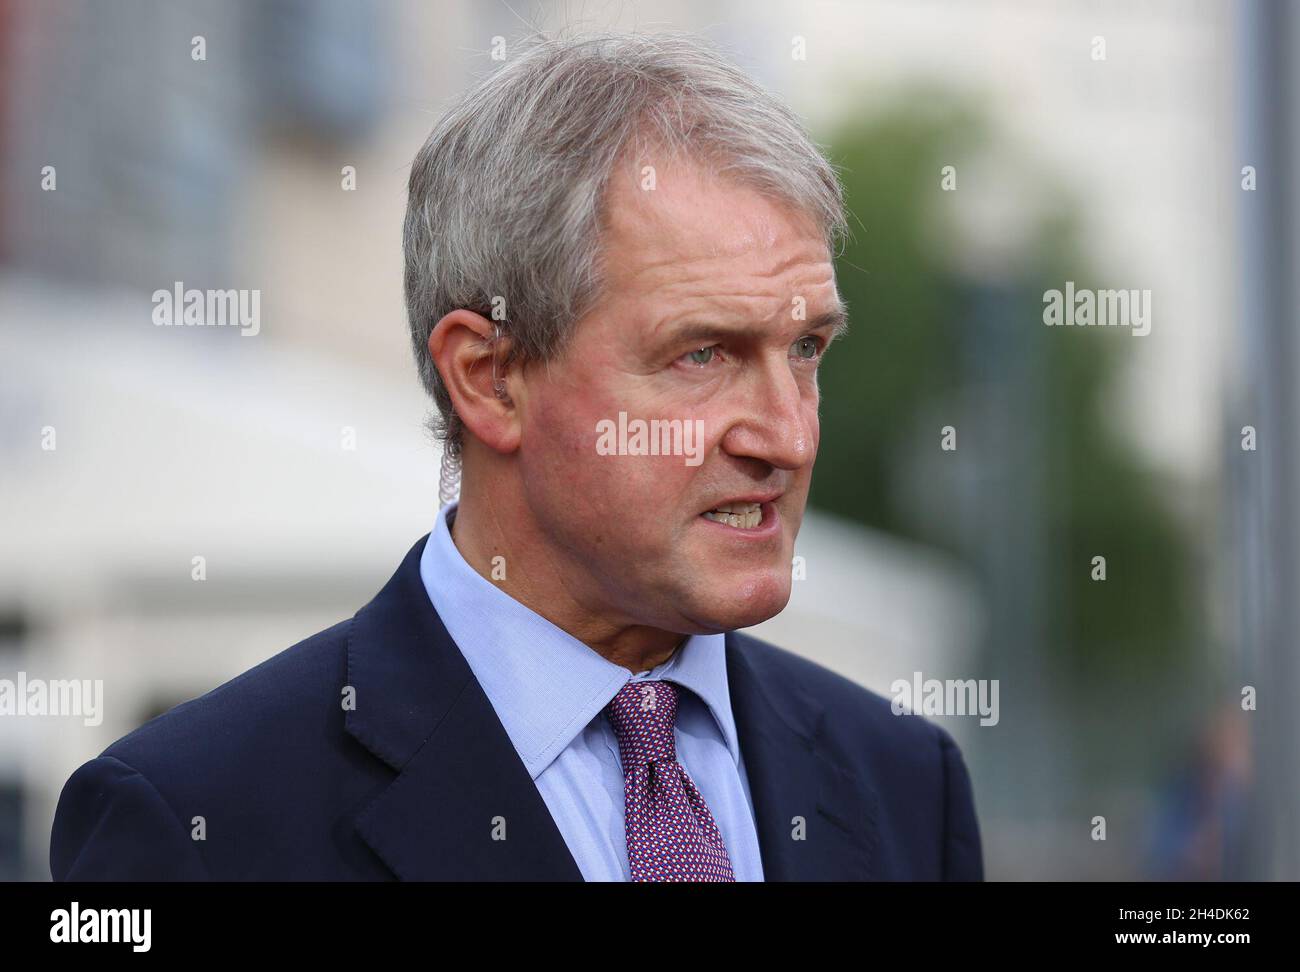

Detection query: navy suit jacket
xmin=50 ymin=536 xmax=984 ymax=881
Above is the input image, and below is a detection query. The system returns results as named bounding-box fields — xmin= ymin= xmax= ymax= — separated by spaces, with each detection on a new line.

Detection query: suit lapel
xmin=726 ymin=632 xmax=880 ymax=880
xmin=345 ymin=536 xmax=582 ymax=881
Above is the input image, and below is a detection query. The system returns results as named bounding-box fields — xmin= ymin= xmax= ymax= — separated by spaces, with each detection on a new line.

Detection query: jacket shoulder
xmin=729 ymin=629 xmax=948 ymax=752
xmin=102 ymin=617 xmax=356 ymax=776
xmin=730 ymin=629 xmax=984 ymax=879
xmin=50 ymin=617 xmax=390 ymax=880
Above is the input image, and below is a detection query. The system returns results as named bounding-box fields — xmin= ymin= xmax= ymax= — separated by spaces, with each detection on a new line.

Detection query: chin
xmin=685 ymin=570 xmax=792 ymax=632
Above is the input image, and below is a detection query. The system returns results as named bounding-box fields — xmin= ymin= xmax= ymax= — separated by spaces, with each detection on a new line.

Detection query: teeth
xmin=702 ymin=503 xmax=762 ymax=529
xmin=712 ymin=503 xmax=761 ymax=514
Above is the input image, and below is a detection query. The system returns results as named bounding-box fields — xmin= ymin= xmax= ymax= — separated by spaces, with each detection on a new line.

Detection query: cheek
xmin=522 ymin=390 xmax=600 ymax=499
xmin=522 ymin=386 xmax=660 ymax=517
xmin=523 ymin=388 xmax=702 ymax=538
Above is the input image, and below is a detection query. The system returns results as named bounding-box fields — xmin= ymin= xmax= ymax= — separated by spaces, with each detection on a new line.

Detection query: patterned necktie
xmin=605 ymin=679 xmax=736 ymax=882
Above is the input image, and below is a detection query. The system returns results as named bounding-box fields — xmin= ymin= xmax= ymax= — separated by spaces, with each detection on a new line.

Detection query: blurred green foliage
xmin=810 ymin=92 xmax=1199 ymax=680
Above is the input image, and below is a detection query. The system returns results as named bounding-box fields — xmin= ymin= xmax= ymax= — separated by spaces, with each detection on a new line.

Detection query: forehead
xmin=598 ymin=154 xmax=832 ymax=292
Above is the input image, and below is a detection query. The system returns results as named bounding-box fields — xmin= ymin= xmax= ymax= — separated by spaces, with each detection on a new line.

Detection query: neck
xmin=448 ymin=472 xmax=683 ymax=673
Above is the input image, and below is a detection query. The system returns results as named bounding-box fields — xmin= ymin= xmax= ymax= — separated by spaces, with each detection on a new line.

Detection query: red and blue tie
xmin=605 ymin=680 xmax=736 ymax=882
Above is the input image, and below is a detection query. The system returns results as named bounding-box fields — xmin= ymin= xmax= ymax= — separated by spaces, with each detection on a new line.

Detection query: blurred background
xmin=0 ymin=0 xmax=1295 ymax=881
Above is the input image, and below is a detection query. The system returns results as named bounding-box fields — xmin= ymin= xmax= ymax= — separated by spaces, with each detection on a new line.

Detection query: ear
xmin=427 ymin=310 xmax=520 ymax=454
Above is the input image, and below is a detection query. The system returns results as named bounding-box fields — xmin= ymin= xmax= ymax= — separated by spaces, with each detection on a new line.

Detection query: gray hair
xmin=403 ymin=30 xmax=847 ymax=451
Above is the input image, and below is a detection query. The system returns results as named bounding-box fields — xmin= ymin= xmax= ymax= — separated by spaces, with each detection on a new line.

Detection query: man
xmin=51 ymin=32 xmax=983 ymax=881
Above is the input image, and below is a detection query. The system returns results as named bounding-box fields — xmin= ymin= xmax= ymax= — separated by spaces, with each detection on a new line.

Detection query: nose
xmin=719 ymin=354 xmax=817 ymax=471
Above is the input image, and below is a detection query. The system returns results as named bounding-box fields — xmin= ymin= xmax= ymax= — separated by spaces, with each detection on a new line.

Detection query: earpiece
xmin=491 ymin=323 xmax=511 ymax=402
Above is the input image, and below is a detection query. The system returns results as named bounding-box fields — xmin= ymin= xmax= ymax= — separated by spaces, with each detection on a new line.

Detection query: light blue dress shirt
xmin=418 ymin=500 xmax=765 ymax=881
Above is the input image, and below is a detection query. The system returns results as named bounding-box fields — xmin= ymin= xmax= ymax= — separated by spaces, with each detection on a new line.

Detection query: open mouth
xmin=700 ymin=502 xmax=763 ymax=530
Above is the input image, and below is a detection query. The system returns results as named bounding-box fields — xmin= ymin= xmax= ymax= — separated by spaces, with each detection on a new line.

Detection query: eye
xmin=683 ymin=346 xmax=717 ymax=366
xmin=791 ymin=336 xmax=822 ymax=360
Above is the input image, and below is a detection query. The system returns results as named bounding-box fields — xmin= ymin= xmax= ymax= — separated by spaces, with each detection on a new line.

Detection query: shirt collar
xmin=418 ymin=501 xmax=741 ymax=778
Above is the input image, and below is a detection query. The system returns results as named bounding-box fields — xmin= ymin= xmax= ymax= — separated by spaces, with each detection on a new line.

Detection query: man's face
xmin=515 ymin=157 xmax=844 ymax=635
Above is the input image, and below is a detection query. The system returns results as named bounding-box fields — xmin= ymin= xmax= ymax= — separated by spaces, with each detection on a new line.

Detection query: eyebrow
xmin=812 ymin=306 xmax=850 ymax=339
xmin=657 ymin=305 xmax=850 ymax=349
